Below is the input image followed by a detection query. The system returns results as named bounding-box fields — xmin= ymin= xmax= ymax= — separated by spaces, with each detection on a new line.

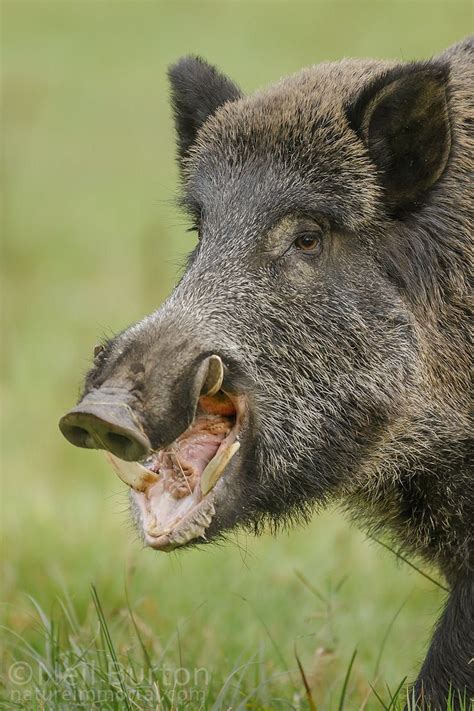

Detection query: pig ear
xmin=168 ymin=56 xmax=242 ymax=164
xmin=347 ymin=64 xmax=451 ymax=213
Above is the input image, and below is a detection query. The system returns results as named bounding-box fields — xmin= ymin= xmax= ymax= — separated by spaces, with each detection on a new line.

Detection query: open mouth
xmin=106 ymin=389 xmax=245 ymax=551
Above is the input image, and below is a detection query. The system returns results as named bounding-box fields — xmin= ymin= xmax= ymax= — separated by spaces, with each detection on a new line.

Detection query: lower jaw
xmin=128 ymin=393 xmax=246 ymax=551
xmin=132 ymin=488 xmax=217 ymax=551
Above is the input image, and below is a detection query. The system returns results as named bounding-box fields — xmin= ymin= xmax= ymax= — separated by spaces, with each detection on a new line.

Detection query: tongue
xmin=152 ymin=408 xmax=234 ymax=499
xmin=177 ymin=426 xmax=226 ymax=470
xmin=133 ymin=394 xmax=238 ymax=541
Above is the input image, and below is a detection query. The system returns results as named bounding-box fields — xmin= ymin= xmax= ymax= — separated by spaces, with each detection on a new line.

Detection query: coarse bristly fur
xmin=78 ymin=38 xmax=473 ymax=709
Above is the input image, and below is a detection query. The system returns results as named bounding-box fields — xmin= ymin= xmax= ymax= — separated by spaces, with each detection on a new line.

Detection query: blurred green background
xmin=2 ymin=1 xmax=470 ymax=708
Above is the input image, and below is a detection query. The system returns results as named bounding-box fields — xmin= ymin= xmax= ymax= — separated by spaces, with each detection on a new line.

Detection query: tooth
xmin=146 ymin=516 xmax=170 ymax=537
xmin=202 ymin=355 xmax=224 ymax=396
xmin=145 ymin=514 xmax=160 ymax=536
xmin=200 ymin=441 xmax=240 ymax=496
xmin=169 ymin=502 xmax=216 ymax=546
xmin=106 ymin=452 xmax=159 ymax=491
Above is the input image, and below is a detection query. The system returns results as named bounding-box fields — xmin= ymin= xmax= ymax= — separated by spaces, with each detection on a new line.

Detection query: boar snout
xmin=59 ymin=354 xmax=226 ymax=462
xmin=59 ymin=390 xmax=152 ymax=461
xmin=60 ymin=349 xmax=245 ymax=550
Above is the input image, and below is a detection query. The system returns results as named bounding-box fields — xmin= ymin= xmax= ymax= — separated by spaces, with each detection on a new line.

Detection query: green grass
xmin=1 ymin=1 xmax=470 ymax=708
xmin=0 ymin=564 xmax=452 ymax=710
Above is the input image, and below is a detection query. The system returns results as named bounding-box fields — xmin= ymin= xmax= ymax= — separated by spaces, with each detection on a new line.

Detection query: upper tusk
xmin=201 ymin=354 xmax=224 ymax=397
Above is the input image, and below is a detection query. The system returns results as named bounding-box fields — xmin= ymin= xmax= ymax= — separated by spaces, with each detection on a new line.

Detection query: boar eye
xmin=293 ymin=231 xmax=322 ymax=254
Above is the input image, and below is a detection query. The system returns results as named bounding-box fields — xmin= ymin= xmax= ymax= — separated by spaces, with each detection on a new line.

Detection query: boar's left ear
xmin=168 ymin=56 xmax=242 ymax=164
xmin=347 ymin=63 xmax=451 ymax=214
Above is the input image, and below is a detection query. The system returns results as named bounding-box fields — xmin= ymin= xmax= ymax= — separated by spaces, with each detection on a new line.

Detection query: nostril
xmin=99 ymin=428 xmax=147 ymax=461
xmin=62 ymin=424 xmax=96 ymax=449
xmin=105 ymin=431 xmax=134 ymax=452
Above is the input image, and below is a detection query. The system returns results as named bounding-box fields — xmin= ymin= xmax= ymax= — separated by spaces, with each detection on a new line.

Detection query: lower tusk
xmin=106 ymin=452 xmax=159 ymax=491
xmin=200 ymin=441 xmax=240 ymax=496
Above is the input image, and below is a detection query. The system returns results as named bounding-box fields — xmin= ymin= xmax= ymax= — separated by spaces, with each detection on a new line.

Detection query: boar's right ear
xmin=168 ymin=56 xmax=242 ymax=164
xmin=347 ymin=63 xmax=451 ymax=214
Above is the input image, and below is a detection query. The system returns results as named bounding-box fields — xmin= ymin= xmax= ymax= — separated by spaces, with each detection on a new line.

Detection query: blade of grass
xmin=358 ymin=678 xmax=378 ymax=711
xmin=338 ymin=649 xmax=357 ymax=711
xmin=124 ymin=585 xmax=153 ymax=677
xmin=374 ymin=595 xmax=411 ymax=678
xmin=369 ymin=683 xmax=389 ymax=710
xmin=334 ymin=574 xmax=349 ymax=594
xmin=229 ymin=648 xmax=262 ymax=707
xmin=211 ymin=656 xmax=259 ymax=710
xmin=235 ymin=670 xmax=298 ymax=711
xmin=233 ymin=594 xmax=297 ymax=692
xmin=294 ymin=569 xmax=328 ymax=604
xmin=367 ymin=535 xmax=448 ymax=592
xmin=294 ymin=641 xmax=317 ymax=711
xmin=386 ymin=676 xmax=407 ymax=711
xmin=90 ymin=584 xmax=132 ymax=711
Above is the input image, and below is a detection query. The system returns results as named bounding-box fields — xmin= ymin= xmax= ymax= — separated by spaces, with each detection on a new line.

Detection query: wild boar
xmin=60 ymin=38 xmax=473 ymax=708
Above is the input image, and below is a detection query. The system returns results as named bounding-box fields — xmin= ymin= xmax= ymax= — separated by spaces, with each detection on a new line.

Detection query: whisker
xmin=170 ymin=446 xmax=193 ymax=496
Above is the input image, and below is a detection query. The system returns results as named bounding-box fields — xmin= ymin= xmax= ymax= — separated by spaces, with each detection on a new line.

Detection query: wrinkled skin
xmin=61 ymin=39 xmax=473 ymax=709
